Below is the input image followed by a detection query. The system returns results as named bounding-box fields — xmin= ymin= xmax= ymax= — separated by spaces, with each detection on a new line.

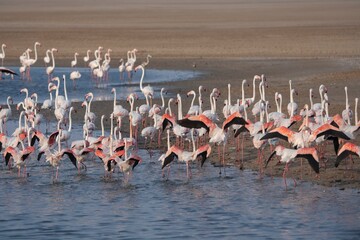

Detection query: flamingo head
xmin=52 ymin=48 xmax=58 ymax=52
xmin=20 ymin=88 xmax=28 ymax=94
xmin=111 ymin=88 xmax=116 ymax=94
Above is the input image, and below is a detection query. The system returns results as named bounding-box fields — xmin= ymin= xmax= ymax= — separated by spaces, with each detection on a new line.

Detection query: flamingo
xmin=186 ymin=90 xmax=201 ymax=116
xmin=46 ymin=48 xmax=57 ymax=82
xmin=85 ymin=92 xmax=96 ymax=123
xmin=83 ymin=50 xmax=91 ymax=67
xmin=223 ymin=84 xmax=232 ymax=118
xmin=160 ymin=129 xmax=211 ymax=179
xmin=141 ymin=105 xmax=159 ymax=152
xmin=202 ymin=88 xmax=221 ymax=123
xmin=20 ymin=88 xmax=35 ymax=110
xmin=116 ymin=138 xmax=142 ymax=182
xmin=44 ymin=49 xmax=51 ymax=67
xmin=111 ymin=88 xmax=129 ymax=128
xmin=128 ymin=95 xmax=142 ymax=141
xmin=42 ymin=129 xmax=77 ymax=180
xmin=118 ymin=58 xmax=125 ymax=80
xmin=0 ymin=96 xmax=13 ymax=133
xmin=0 ymin=43 xmax=6 ymax=66
xmin=70 ymin=71 xmax=81 ymax=89
xmin=266 ymin=145 xmax=320 ymax=188
xmin=71 ymin=52 xmax=79 ymax=68
xmin=244 ymin=75 xmax=261 ymax=106
xmin=58 ymin=107 xmax=74 ymax=145
xmin=140 ymin=54 xmax=152 ymax=67
xmin=4 ymin=128 xmax=35 ymax=177
xmin=23 ymin=41 xmax=41 ymax=80
xmin=59 ymin=74 xmax=72 ymax=110
xmin=82 ymin=101 xmax=95 ymax=138
xmin=136 ymin=65 xmax=154 ymax=98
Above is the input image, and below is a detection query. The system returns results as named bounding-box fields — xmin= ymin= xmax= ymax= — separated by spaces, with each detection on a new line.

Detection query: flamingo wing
xmin=0 ymin=67 xmax=18 ymax=76
xmin=265 ymin=150 xmax=277 ymax=168
xmin=313 ymin=124 xmax=350 ymax=140
xmin=234 ymin=126 xmax=249 ymax=138
xmin=177 ymin=118 xmax=209 ymax=132
xmin=62 ymin=150 xmax=77 ymax=169
xmin=162 ymin=151 xmax=178 ymax=169
xmin=31 ymin=134 xmax=40 ymax=146
xmin=335 ymin=143 xmax=359 ymax=167
xmin=4 ymin=147 xmax=15 ymax=166
xmin=195 ymin=145 xmax=212 ymax=167
xmin=48 ymin=130 xmax=60 ymax=146
xmin=296 ymin=148 xmax=319 ymax=174
xmin=222 ymin=113 xmax=247 ymax=130
xmin=260 ymin=128 xmax=290 ymax=142
xmin=162 ymin=117 xmax=174 ymax=131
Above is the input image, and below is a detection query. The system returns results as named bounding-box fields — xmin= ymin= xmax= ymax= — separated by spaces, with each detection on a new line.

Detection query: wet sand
xmin=1 ymin=0 xmax=360 ymax=188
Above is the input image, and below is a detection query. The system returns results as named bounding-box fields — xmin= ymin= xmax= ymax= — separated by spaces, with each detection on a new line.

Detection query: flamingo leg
xmin=283 ymin=163 xmax=288 ymax=189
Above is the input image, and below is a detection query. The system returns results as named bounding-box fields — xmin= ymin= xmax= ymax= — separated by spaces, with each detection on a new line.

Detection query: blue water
xmin=0 ymin=66 xmax=201 ymax=104
xmin=0 ymin=122 xmax=359 ymax=239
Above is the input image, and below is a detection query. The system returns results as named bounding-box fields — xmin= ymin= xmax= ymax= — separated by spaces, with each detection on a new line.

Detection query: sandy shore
xmin=1 ymin=0 xmax=360 ymax=188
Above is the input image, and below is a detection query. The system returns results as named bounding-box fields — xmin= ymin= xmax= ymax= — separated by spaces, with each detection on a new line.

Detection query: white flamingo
xmin=71 ymin=52 xmax=79 ymax=68
xmin=70 ymin=71 xmax=81 ymax=89
xmin=136 ymin=65 xmax=154 ymax=98
xmin=46 ymin=48 xmax=57 ymax=81
xmin=118 ymin=58 xmax=125 ymax=80
xmin=44 ymin=49 xmax=51 ymax=67
xmin=0 ymin=43 xmax=6 ymax=66
xmin=23 ymin=41 xmax=41 ymax=80
xmin=83 ymin=49 xmax=91 ymax=67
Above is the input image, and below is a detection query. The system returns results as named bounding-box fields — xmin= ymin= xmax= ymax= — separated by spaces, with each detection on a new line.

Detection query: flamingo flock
xmin=0 ymin=42 xmax=359 ymax=188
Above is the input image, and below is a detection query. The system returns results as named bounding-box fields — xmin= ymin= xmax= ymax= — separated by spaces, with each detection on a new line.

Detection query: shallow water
xmin=0 ymin=66 xmax=201 ymax=104
xmin=0 ymin=122 xmax=360 ymax=239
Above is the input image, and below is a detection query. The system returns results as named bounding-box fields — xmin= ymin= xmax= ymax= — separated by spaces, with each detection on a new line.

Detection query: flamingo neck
xmin=113 ymin=89 xmax=117 ymax=110
xmin=51 ymin=50 xmax=55 ymax=68
xmin=139 ymin=66 xmax=145 ymax=91
xmin=251 ymin=77 xmax=256 ymax=102
xmin=161 ymin=89 xmax=165 ymax=108
xmin=55 ymin=79 xmax=60 ymax=109
xmin=68 ymin=108 xmax=73 ymax=132
xmin=212 ymin=96 xmax=217 ymax=113
xmin=279 ymin=94 xmax=282 ymax=114
xmin=309 ymin=89 xmax=314 ymax=108
xmin=145 ymin=94 xmax=149 ymax=106
xmin=241 ymin=81 xmax=246 ymax=106
xmin=18 ymin=111 xmax=24 ymax=130
xmin=33 ymin=43 xmax=39 ymax=63
xmin=355 ymin=98 xmax=358 ymax=124
xmin=88 ymin=94 xmax=93 ymax=112
xmin=7 ymin=97 xmax=11 ymax=110
xmin=191 ymin=93 xmax=196 ymax=108
xmin=198 ymin=96 xmax=202 ymax=114
xmin=168 ymin=99 xmax=173 ymax=116
xmin=167 ymin=130 xmax=170 ymax=150
xmin=191 ymin=129 xmax=196 ymax=152
xmin=228 ymin=84 xmax=231 ymax=106
xmin=178 ymin=96 xmax=183 ymax=119
xmin=57 ymin=130 xmax=62 ymax=152
xmin=63 ymin=75 xmax=68 ymax=101
xmin=110 ymin=115 xmax=114 ymax=154
xmin=101 ymin=116 xmax=105 ymax=136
